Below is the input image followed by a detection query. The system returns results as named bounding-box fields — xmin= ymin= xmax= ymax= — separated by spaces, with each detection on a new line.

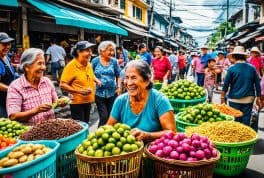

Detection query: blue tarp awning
xmin=150 ymin=29 xmax=166 ymax=38
xmin=27 ymin=0 xmax=128 ymax=36
xmin=0 ymin=0 xmax=18 ymax=7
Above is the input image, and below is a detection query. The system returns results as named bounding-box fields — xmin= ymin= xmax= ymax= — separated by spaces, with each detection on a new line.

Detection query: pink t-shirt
xmin=261 ymin=76 xmax=264 ymax=96
xmin=152 ymin=56 xmax=172 ymax=81
xmin=193 ymin=57 xmax=205 ymax=73
xmin=7 ymin=75 xmax=57 ymax=125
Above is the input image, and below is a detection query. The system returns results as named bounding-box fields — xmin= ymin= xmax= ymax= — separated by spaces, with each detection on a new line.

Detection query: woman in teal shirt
xmin=107 ymin=60 xmax=176 ymax=141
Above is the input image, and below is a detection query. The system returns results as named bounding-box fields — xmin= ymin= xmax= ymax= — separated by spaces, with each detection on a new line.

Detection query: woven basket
xmin=144 ymin=144 xmax=221 ymax=178
xmin=75 ymin=142 xmax=144 ymax=178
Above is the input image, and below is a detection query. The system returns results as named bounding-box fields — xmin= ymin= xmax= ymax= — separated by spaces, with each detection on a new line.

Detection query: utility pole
xmin=225 ymin=0 xmax=229 ymax=37
xmin=149 ymin=0 xmax=154 ymax=29
xmin=168 ymin=0 xmax=172 ymax=38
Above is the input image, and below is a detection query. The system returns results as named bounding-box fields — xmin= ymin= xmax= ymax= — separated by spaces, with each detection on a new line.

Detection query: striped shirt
xmin=6 ymin=75 xmax=57 ymax=125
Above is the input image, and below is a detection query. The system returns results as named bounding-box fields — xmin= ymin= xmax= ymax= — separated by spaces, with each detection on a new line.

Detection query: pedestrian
xmin=204 ymin=58 xmax=220 ymax=102
xmin=248 ymin=47 xmax=263 ymax=78
xmin=178 ymin=51 xmax=186 ymax=79
xmin=116 ymin=46 xmax=125 ymax=68
xmin=152 ymin=46 xmax=172 ymax=83
xmin=192 ymin=52 xmax=205 ymax=86
xmin=221 ymin=46 xmax=262 ymax=126
xmin=215 ymin=51 xmax=230 ymax=90
xmin=11 ymin=45 xmax=23 ymax=69
xmin=92 ymin=41 xmax=122 ymax=127
xmin=138 ymin=43 xmax=152 ymax=65
xmin=168 ymin=50 xmax=178 ymax=83
xmin=186 ymin=52 xmax=192 ymax=76
xmin=46 ymin=39 xmax=66 ymax=82
xmin=6 ymin=48 xmax=65 ymax=125
xmin=0 ymin=32 xmax=16 ymax=117
xmin=60 ymin=41 xmax=100 ymax=123
xmin=200 ymin=46 xmax=211 ymax=68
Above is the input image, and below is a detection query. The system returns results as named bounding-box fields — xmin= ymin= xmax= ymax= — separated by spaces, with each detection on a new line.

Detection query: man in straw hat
xmin=248 ymin=47 xmax=263 ymax=78
xmin=221 ymin=46 xmax=262 ymax=126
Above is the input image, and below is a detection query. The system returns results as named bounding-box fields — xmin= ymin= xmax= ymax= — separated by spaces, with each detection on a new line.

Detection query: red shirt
xmin=178 ymin=55 xmax=186 ymax=70
xmin=152 ymin=56 xmax=172 ymax=81
xmin=248 ymin=56 xmax=263 ymax=77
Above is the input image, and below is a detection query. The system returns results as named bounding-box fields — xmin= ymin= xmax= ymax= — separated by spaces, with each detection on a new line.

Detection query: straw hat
xmin=227 ymin=46 xmax=248 ymax=58
xmin=250 ymin=47 xmax=261 ymax=55
xmin=200 ymin=45 xmax=209 ymax=49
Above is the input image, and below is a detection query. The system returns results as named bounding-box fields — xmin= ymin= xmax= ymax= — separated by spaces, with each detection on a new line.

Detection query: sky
xmin=153 ymin=0 xmax=243 ymax=46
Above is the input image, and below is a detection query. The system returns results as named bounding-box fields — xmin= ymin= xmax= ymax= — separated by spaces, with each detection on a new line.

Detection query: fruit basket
xmin=144 ymin=143 xmax=221 ymax=178
xmin=169 ymin=97 xmax=206 ymax=113
xmin=175 ymin=113 xmax=234 ymax=132
xmin=75 ymin=141 xmax=144 ymax=178
xmin=0 ymin=140 xmax=60 ymax=178
xmin=56 ymin=121 xmax=88 ymax=178
xmin=213 ymin=137 xmax=257 ymax=176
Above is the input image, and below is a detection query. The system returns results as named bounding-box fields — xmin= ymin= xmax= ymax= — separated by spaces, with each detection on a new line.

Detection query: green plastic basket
xmin=56 ymin=121 xmax=88 ymax=178
xmin=214 ymin=137 xmax=257 ymax=176
xmin=154 ymin=83 xmax=162 ymax=90
xmin=169 ymin=97 xmax=206 ymax=113
xmin=0 ymin=140 xmax=60 ymax=178
xmin=175 ymin=113 xmax=234 ymax=132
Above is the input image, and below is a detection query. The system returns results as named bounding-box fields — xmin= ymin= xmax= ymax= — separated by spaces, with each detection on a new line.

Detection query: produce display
xmin=186 ymin=121 xmax=257 ymax=143
xmin=0 ymin=119 xmax=29 ymax=138
xmin=212 ymin=104 xmax=243 ymax=118
xmin=0 ymin=143 xmax=52 ymax=168
xmin=77 ymin=123 xmax=142 ymax=157
xmin=20 ymin=119 xmax=82 ymax=140
xmin=52 ymin=96 xmax=71 ymax=109
xmin=178 ymin=103 xmax=233 ymax=124
xmin=0 ymin=135 xmax=16 ymax=150
xmin=148 ymin=132 xmax=218 ymax=161
xmin=160 ymin=80 xmax=206 ymax=100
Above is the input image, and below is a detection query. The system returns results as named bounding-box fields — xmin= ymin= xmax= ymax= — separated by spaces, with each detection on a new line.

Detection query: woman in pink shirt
xmin=248 ymin=47 xmax=263 ymax=78
xmin=151 ymin=46 xmax=172 ymax=82
xmin=6 ymin=48 xmax=64 ymax=125
xmin=192 ymin=54 xmax=205 ymax=86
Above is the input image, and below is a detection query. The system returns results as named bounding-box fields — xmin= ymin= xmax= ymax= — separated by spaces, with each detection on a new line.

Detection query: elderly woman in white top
xmin=6 ymin=48 xmax=63 ymax=125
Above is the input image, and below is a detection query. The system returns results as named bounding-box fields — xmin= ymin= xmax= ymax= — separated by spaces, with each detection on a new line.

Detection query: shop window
xmin=133 ymin=6 xmax=142 ymax=21
xmin=120 ymin=0 xmax=125 ymax=10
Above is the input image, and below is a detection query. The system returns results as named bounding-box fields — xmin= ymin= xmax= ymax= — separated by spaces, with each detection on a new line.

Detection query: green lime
xmin=127 ymin=135 xmax=136 ymax=144
xmin=82 ymin=140 xmax=91 ymax=149
xmin=87 ymin=149 xmax=95 ymax=156
xmin=116 ymin=141 xmax=123 ymax=149
xmin=108 ymin=137 xmax=116 ymax=144
xmin=92 ymin=142 xmax=99 ymax=150
xmin=95 ymin=149 xmax=104 ymax=157
xmin=102 ymin=133 xmax=110 ymax=141
xmin=105 ymin=143 xmax=115 ymax=151
xmin=120 ymin=124 xmax=131 ymax=131
xmin=97 ymin=138 xmax=105 ymax=146
xmin=120 ymin=137 xmax=127 ymax=144
xmin=112 ymin=147 xmax=121 ymax=155
xmin=123 ymin=144 xmax=132 ymax=152
xmin=117 ymin=128 xmax=124 ymax=135
xmin=88 ymin=133 xmax=96 ymax=141
xmin=91 ymin=138 xmax=97 ymax=145
xmin=104 ymin=151 xmax=112 ymax=157
xmin=123 ymin=131 xmax=130 ymax=137
xmin=95 ymin=128 xmax=105 ymax=137
xmin=131 ymin=144 xmax=138 ymax=151
xmin=114 ymin=123 xmax=121 ymax=130
xmin=112 ymin=132 xmax=121 ymax=140
xmin=82 ymin=150 xmax=88 ymax=155
xmin=78 ymin=146 xmax=85 ymax=153
xmin=120 ymin=151 xmax=127 ymax=155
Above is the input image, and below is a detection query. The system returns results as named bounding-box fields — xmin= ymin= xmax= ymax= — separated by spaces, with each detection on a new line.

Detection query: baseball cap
xmin=75 ymin=41 xmax=95 ymax=50
xmin=0 ymin=32 xmax=14 ymax=43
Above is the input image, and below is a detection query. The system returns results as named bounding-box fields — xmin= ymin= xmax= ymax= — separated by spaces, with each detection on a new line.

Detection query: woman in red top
xmin=178 ymin=51 xmax=186 ymax=79
xmin=151 ymin=46 xmax=172 ymax=82
xmin=248 ymin=47 xmax=263 ymax=78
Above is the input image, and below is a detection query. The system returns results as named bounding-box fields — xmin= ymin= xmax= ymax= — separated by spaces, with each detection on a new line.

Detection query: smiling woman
xmin=6 ymin=48 xmax=61 ymax=125
xmin=107 ymin=60 xmax=176 ymax=141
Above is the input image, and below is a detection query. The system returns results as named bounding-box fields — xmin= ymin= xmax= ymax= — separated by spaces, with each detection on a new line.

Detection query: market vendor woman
xmin=6 ymin=48 xmax=64 ymax=125
xmin=107 ymin=60 xmax=176 ymax=141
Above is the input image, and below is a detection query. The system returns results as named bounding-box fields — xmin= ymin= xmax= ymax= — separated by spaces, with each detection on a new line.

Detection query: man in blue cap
xmin=0 ymin=32 xmax=16 ymax=117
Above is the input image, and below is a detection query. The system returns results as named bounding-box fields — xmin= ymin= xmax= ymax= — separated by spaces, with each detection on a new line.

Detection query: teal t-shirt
xmin=110 ymin=89 xmax=173 ymax=132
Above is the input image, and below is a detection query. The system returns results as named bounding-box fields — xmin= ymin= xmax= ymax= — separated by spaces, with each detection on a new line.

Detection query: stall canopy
xmin=0 ymin=0 xmax=18 ymax=7
xmin=27 ymin=0 xmax=128 ymax=36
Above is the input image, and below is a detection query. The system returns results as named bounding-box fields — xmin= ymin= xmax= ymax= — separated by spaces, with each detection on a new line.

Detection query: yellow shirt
xmin=61 ymin=59 xmax=96 ymax=104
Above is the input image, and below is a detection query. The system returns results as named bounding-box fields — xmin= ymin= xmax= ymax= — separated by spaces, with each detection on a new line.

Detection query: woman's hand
xmin=95 ymin=79 xmax=102 ymax=87
xmin=35 ymin=104 xmax=52 ymax=114
xmin=256 ymin=97 xmax=263 ymax=109
xmin=78 ymin=88 xmax=92 ymax=95
xmin=131 ymin=128 xmax=150 ymax=141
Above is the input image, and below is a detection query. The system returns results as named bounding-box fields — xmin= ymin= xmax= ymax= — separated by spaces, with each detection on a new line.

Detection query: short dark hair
xmin=138 ymin=43 xmax=146 ymax=50
xmin=207 ymin=58 xmax=216 ymax=64
xmin=231 ymin=54 xmax=247 ymax=61
xmin=116 ymin=47 xmax=122 ymax=51
xmin=125 ymin=60 xmax=153 ymax=90
xmin=50 ymin=39 xmax=56 ymax=44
